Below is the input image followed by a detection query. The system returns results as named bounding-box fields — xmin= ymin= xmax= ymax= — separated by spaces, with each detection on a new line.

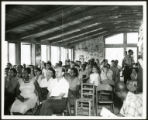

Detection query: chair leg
xmin=111 ymin=104 xmax=114 ymax=113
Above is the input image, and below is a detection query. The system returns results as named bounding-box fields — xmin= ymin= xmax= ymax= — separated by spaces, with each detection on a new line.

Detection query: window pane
xmin=21 ymin=43 xmax=31 ymax=65
xmin=127 ymin=32 xmax=138 ymax=44
xmin=105 ymin=48 xmax=124 ymax=66
xmin=51 ymin=46 xmax=59 ymax=66
xmin=9 ymin=43 xmax=16 ymax=65
xmin=41 ymin=45 xmax=47 ymax=62
xmin=4 ymin=41 xmax=8 ymax=64
xmin=68 ymin=49 xmax=72 ymax=60
xmin=126 ymin=47 xmax=137 ymax=63
xmin=105 ymin=33 xmax=124 ymax=44
xmin=61 ymin=47 xmax=67 ymax=65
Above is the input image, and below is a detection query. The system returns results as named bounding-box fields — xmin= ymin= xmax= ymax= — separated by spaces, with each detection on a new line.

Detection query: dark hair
xmin=24 ymin=67 xmax=31 ymax=74
xmin=128 ymin=49 xmax=133 ymax=53
xmin=46 ymin=61 xmax=51 ymax=66
xmin=111 ymin=60 xmax=115 ymax=63
xmin=35 ymin=67 xmax=42 ymax=74
xmin=92 ymin=65 xmax=101 ymax=74
xmin=70 ymin=67 xmax=78 ymax=77
xmin=47 ymin=67 xmax=56 ymax=78
xmin=81 ymin=64 xmax=86 ymax=71
xmin=59 ymin=61 xmax=62 ymax=66
xmin=10 ymin=68 xmax=17 ymax=76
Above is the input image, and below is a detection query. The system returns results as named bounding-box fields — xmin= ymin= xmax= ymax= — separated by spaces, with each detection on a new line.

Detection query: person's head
xmin=22 ymin=67 xmax=31 ymax=79
xmin=92 ymin=66 xmax=99 ymax=73
xmin=128 ymin=49 xmax=134 ymax=56
xmin=5 ymin=68 xmax=10 ymax=76
xmin=16 ymin=65 xmax=23 ymax=73
xmin=124 ymin=51 xmax=127 ymax=56
xmin=114 ymin=60 xmax=119 ymax=66
xmin=115 ymin=81 xmax=128 ymax=101
xmin=29 ymin=65 xmax=34 ymax=71
xmin=132 ymin=65 xmax=139 ymax=73
xmin=7 ymin=63 xmax=12 ymax=69
xmin=41 ymin=61 xmax=46 ymax=68
xmin=46 ymin=61 xmax=51 ymax=69
xmin=70 ymin=61 xmax=75 ymax=68
xmin=8 ymin=68 xmax=17 ymax=77
xmin=111 ymin=60 xmax=115 ymax=67
xmin=34 ymin=67 xmax=42 ymax=76
xmin=46 ymin=68 xmax=56 ymax=79
xmin=81 ymin=64 xmax=86 ymax=71
xmin=102 ymin=64 xmax=110 ymax=72
xmin=59 ymin=61 xmax=62 ymax=66
xmin=70 ymin=67 xmax=78 ymax=77
xmin=55 ymin=66 xmax=65 ymax=78
xmin=23 ymin=64 xmax=26 ymax=68
xmin=65 ymin=59 xmax=70 ymax=66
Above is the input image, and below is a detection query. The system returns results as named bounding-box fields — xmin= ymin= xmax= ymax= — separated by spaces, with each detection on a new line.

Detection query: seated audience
xmin=10 ymin=68 xmax=38 ymax=114
xmin=115 ymin=81 xmax=143 ymax=117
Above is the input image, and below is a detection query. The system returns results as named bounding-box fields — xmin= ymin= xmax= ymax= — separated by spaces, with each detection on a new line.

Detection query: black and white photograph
xmin=1 ymin=1 xmax=147 ymax=119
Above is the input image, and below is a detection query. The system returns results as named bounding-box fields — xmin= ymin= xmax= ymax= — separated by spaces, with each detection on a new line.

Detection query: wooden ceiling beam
xmin=35 ymin=15 xmax=141 ymax=41
xmin=17 ymin=6 xmax=142 ymax=39
xmin=57 ymin=31 xmax=108 ymax=47
xmin=6 ymin=6 xmax=89 ymax=32
xmin=39 ymin=21 xmax=140 ymax=43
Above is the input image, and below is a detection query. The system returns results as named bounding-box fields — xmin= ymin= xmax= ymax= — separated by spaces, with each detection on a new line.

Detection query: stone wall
xmin=74 ymin=36 xmax=104 ymax=62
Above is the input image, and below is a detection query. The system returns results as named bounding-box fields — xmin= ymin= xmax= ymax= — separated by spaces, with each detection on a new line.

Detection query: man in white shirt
xmin=39 ymin=66 xmax=69 ymax=115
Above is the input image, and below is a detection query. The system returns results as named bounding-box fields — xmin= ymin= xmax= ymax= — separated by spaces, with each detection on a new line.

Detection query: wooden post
xmin=15 ymin=42 xmax=21 ymax=65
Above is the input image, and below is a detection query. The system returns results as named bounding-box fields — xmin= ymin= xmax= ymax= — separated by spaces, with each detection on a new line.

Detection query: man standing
xmin=39 ymin=66 xmax=69 ymax=115
xmin=122 ymin=49 xmax=135 ymax=84
xmin=115 ymin=81 xmax=143 ymax=117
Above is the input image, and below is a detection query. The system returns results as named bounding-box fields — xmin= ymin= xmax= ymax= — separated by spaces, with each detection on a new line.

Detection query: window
xmin=105 ymin=33 xmax=124 ymax=44
xmin=41 ymin=45 xmax=47 ymax=62
xmin=51 ymin=46 xmax=60 ymax=66
xmin=9 ymin=43 xmax=16 ymax=65
xmin=105 ymin=48 xmax=124 ymax=66
xmin=61 ymin=47 xmax=67 ymax=65
xmin=68 ymin=49 xmax=72 ymax=60
xmin=127 ymin=32 xmax=138 ymax=44
xmin=105 ymin=33 xmax=138 ymax=67
xmin=21 ymin=43 xmax=31 ymax=65
xmin=4 ymin=41 xmax=8 ymax=64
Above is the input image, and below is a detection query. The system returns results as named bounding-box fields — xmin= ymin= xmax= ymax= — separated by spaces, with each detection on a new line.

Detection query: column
xmin=15 ymin=42 xmax=21 ymax=65
xmin=35 ymin=44 xmax=41 ymax=66
xmin=31 ymin=44 xmax=36 ymax=65
xmin=47 ymin=45 xmax=51 ymax=61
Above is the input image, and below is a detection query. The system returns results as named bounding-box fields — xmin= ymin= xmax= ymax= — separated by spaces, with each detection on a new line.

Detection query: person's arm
xmin=116 ymin=113 xmax=124 ymax=117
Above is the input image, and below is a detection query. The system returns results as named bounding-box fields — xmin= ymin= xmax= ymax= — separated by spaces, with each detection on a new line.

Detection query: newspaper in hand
xmin=100 ymin=107 xmax=117 ymax=117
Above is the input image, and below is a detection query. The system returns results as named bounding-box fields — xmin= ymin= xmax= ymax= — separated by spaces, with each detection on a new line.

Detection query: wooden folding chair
xmin=96 ymin=86 xmax=114 ymax=116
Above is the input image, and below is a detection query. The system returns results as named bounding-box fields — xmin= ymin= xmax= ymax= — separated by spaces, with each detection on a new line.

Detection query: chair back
xmin=81 ymin=83 xmax=95 ymax=100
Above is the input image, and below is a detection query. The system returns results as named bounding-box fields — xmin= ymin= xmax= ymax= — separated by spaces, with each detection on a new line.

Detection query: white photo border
xmin=1 ymin=1 xmax=147 ymax=119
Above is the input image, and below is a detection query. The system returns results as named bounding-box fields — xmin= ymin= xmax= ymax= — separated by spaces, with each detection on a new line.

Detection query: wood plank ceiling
xmin=6 ymin=5 xmax=143 ymax=48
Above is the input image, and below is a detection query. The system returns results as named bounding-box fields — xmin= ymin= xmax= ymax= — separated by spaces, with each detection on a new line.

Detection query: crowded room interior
xmin=2 ymin=1 xmax=146 ymax=118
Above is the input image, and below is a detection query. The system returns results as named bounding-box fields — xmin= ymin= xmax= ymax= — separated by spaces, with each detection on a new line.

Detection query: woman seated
xmin=89 ymin=65 xmax=101 ymax=87
xmin=37 ymin=68 xmax=56 ymax=101
xmin=98 ymin=64 xmax=114 ymax=91
xmin=5 ymin=68 xmax=19 ymax=115
xmin=10 ymin=68 xmax=38 ymax=115
xmin=68 ymin=68 xmax=80 ymax=106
